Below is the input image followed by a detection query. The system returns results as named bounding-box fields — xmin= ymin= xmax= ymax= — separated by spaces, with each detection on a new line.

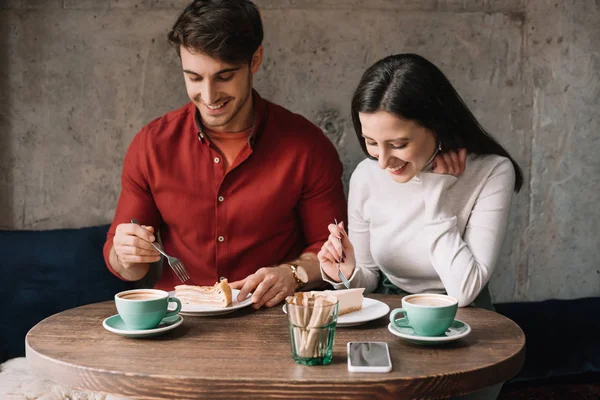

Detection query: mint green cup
xmin=389 ymin=294 xmax=458 ymax=337
xmin=115 ymin=289 xmax=182 ymax=330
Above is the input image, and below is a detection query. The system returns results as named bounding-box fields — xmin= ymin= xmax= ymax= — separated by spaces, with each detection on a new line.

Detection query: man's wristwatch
xmin=287 ymin=264 xmax=308 ymax=288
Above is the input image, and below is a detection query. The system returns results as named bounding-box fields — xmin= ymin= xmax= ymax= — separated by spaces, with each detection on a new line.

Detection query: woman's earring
xmin=437 ymin=141 xmax=442 ymax=152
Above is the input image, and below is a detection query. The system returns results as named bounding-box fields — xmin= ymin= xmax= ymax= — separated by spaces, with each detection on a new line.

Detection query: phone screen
xmin=348 ymin=342 xmax=390 ymax=367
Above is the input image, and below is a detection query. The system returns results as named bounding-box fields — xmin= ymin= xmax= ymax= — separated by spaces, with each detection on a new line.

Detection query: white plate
xmin=283 ymin=297 xmax=390 ymax=327
xmin=169 ymin=289 xmax=253 ymax=316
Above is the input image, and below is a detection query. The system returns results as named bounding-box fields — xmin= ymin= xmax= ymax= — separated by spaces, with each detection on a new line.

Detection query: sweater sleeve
xmin=419 ymin=158 xmax=515 ymax=306
xmin=321 ymin=163 xmax=380 ymax=292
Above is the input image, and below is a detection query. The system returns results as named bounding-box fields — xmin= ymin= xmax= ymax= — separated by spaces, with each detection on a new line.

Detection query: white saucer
xmin=283 ymin=297 xmax=390 ymax=327
xmin=387 ymin=319 xmax=471 ymax=345
xmin=169 ymin=289 xmax=253 ymax=316
xmin=102 ymin=314 xmax=183 ymax=338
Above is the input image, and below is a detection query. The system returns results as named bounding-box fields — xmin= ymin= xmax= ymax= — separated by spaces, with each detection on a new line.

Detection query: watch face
xmin=296 ymin=266 xmax=308 ymax=283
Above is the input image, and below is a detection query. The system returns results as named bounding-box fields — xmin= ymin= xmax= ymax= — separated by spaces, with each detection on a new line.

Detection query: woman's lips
xmin=387 ymin=162 xmax=408 ymax=175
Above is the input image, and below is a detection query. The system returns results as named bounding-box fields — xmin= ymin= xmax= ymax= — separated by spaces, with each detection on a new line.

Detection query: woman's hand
xmin=432 ymin=148 xmax=467 ymax=177
xmin=317 ymin=221 xmax=356 ymax=283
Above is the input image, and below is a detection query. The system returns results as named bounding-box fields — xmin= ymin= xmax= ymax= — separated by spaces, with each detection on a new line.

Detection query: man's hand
xmin=230 ymin=265 xmax=297 ymax=309
xmin=110 ymin=222 xmax=161 ymax=281
xmin=113 ymin=222 xmax=161 ymax=267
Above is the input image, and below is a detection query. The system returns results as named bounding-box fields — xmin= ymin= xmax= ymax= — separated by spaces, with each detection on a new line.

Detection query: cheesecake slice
xmin=311 ymin=288 xmax=364 ymax=315
xmin=175 ymin=279 xmax=232 ymax=308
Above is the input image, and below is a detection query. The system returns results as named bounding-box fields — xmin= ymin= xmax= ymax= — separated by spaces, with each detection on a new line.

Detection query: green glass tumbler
xmin=286 ymin=296 xmax=339 ymax=366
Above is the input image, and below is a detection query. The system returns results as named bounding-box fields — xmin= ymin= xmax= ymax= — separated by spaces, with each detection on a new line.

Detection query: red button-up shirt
xmin=103 ymin=91 xmax=347 ymax=290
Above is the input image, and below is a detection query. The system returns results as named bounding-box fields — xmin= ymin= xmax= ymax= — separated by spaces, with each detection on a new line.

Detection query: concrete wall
xmin=1 ymin=0 xmax=598 ymax=303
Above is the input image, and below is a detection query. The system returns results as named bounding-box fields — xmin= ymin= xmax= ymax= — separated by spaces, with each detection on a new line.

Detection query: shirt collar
xmin=195 ymin=89 xmax=267 ymax=149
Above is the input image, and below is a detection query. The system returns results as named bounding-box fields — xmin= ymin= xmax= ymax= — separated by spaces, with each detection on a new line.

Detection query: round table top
xmin=26 ymin=295 xmax=525 ymax=399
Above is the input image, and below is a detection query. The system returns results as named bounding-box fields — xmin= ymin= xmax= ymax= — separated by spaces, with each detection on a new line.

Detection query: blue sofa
xmin=1 ymin=225 xmax=599 ymax=386
xmin=0 ymin=225 xmax=133 ymax=362
xmin=495 ymin=297 xmax=600 ymax=382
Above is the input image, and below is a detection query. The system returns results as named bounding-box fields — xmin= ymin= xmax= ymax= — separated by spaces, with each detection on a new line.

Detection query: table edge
xmin=25 ymin=333 xmax=526 ymax=399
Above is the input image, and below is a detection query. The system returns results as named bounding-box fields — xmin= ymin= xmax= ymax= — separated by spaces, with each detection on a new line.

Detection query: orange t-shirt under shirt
xmin=203 ymin=126 xmax=252 ymax=172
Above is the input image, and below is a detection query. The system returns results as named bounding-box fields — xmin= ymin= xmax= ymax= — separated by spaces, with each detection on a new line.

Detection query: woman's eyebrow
xmin=361 ymin=134 xmax=410 ymax=142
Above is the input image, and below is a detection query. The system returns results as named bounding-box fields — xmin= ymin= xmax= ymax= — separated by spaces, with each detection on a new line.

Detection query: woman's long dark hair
xmin=351 ymin=53 xmax=523 ymax=192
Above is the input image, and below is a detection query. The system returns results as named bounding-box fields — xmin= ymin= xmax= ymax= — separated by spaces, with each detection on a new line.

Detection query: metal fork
xmin=131 ymin=219 xmax=190 ymax=283
xmin=334 ymin=218 xmax=351 ymax=289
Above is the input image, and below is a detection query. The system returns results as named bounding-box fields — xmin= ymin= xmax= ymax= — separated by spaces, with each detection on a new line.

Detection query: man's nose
xmin=201 ymin=81 xmax=218 ymax=105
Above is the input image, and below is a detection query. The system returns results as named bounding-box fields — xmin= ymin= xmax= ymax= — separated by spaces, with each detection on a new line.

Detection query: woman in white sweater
xmin=318 ymin=54 xmax=523 ymax=310
xmin=319 ymin=53 xmax=523 ymax=400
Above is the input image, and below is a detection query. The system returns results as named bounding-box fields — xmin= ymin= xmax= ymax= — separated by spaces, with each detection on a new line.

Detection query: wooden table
xmin=26 ymin=295 xmax=525 ymax=399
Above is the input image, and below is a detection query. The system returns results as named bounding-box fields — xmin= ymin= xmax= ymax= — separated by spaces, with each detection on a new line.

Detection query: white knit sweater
xmin=323 ymin=154 xmax=516 ymax=307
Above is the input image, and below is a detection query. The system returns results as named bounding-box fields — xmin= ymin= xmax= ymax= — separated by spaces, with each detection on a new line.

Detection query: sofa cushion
xmin=0 ymin=225 xmax=133 ymax=362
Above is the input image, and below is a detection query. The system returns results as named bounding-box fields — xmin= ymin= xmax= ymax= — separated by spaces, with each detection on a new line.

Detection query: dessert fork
xmin=131 ymin=219 xmax=190 ymax=283
xmin=334 ymin=218 xmax=351 ymax=289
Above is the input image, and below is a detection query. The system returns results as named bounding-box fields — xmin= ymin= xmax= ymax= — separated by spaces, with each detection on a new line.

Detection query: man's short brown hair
xmin=167 ymin=0 xmax=263 ymax=64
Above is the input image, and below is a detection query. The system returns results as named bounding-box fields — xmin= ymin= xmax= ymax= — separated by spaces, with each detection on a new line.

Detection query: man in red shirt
xmin=103 ymin=0 xmax=346 ymax=309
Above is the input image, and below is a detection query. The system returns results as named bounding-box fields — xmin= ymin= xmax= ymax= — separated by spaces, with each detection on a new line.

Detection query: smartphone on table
xmin=347 ymin=341 xmax=392 ymax=373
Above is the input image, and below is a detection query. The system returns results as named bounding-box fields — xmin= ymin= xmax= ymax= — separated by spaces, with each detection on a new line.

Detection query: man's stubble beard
xmin=202 ymin=75 xmax=253 ymax=130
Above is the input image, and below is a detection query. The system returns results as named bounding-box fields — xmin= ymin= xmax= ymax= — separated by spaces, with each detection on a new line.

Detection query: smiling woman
xmin=359 ymin=111 xmax=439 ymax=183
xmin=351 ymin=54 xmax=523 ymax=190
xmin=317 ymin=53 xmax=525 ymax=399
xmin=319 ymin=53 xmax=524 ymax=307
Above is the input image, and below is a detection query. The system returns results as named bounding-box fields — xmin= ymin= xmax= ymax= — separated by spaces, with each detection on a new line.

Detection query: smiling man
xmin=103 ymin=0 xmax=346 ymax=308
